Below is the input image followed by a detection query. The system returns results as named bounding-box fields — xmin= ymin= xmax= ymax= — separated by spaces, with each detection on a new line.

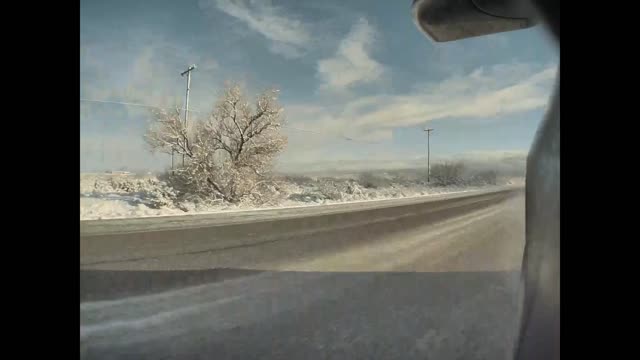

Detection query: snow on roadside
xmin=81 ymin=197 xmax=185 ymax=220
xmin=80 ymin=173 xmax=522 ymax=221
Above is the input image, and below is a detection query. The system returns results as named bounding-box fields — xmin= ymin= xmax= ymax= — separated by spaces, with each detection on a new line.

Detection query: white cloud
xmin=282 ymin=62 xmax=557 ymax=152
xmin=80 ymin=34 xmax=223 ymax=173
xmin=340 ymin=63 xmax=556 ymax=131
xmin=277 ymin=149 xmax=529 ymax=174
xmin=317 ymin=18 xmax=385 ymax=92
xmin=80 ymin=133 xmax=170 ymax=172
xmin=268 ymin=42 xmax=304 ymax=59
xmin=204 ymin=0 xmax=311 ymax=58
xmin=449 ymin=149 xmax=528 ymax=163
xmin=80 ymin=36 xmax=222 ymax=120
xmin=199 ymin=58 xmax=220 ymax=72
xmin=358 ymin=129 xmax=394 ymax=142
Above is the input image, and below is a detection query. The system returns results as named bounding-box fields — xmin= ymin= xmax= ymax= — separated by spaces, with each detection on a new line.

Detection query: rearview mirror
xmin=412 ymin=0 xmax=539 ymax=42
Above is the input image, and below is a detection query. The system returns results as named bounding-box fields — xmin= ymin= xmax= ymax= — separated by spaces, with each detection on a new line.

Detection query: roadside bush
xmin=145 ymin=82 xmax=286 ymax=204
xmin=430 ymin=162 xmax=466 ymax=186
xmin=358 ymin=172 xmax=392 ymax=189
xmin=306 ymin=178 xmax=366 ymax=201
xmin=287 ymin=192 xmax=325 ymax=203
xmin=468 ymin=170 xmax=498 ymax=185
xmin=91 ymin=175 xmax=178 ymax=209
xmin=242 ymin=180 xmax=290 ymax=206
xmin=315 ymin=179 xmax=345 ymax=200
xmin=280 ymin=174 xmax=315 ymax=186
xmin=138 ymin=180 xmax=178 ymax=209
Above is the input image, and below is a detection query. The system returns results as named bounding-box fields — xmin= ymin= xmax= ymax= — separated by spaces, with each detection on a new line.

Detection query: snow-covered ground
xmin=80 ymin=173 xmax=522 ymax=220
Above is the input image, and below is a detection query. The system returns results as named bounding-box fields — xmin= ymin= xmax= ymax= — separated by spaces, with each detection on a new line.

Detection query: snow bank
xmin=80 ymin=197 xmax=185 ymax=220
xmin=80 ymin=173 xmax=521 ymax=220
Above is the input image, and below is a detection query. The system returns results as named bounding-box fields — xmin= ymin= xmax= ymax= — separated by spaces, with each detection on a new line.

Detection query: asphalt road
xmin=80 ymin=189 xmax=526 ymax=360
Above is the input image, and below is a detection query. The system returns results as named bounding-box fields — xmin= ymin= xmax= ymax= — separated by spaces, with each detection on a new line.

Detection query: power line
xmin=80 ymin=98 xmax=193 ymax=112
xmin=80 ymin=98 xmax=383 ymax=144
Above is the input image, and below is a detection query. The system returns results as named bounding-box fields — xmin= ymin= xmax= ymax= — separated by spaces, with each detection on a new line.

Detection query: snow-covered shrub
xmin=430 ymin=162 xmax=466 ymax=186
xmin=314 ymin=179 xmax=345 ymax=201
xmin=288 ymin=192 xmax=325 ymax=203
xmin=467 ymin=170 xmax=498 ymax=186
xmin=145 ymin=82 xmax=287 ymax=204
xmin=136 ymin=179 xmax=178 ymax=209
xmin=280 ymin=174 xmax=315 ymax=186
xmin=310 ymin=179 xmax=367 ymax=201
xmin=242 ymin=180 xmax=291 ymax=207
xmin=89 ymin=176 xmax=178 ymax=209
xmin=358 ymin=172 xmax=392 ymax=189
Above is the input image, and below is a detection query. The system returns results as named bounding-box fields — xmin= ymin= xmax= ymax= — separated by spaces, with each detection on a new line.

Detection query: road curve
xmin=81 ymin=188 xmax=526 ymax=360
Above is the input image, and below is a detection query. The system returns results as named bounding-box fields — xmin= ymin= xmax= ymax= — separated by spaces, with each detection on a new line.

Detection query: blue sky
xmin=80 ymin=0 xmax=558 ymax=173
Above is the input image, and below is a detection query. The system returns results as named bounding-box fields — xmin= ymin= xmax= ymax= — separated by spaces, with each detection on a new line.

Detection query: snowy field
xmin=80 ymin=173 xmax=522 ymax=220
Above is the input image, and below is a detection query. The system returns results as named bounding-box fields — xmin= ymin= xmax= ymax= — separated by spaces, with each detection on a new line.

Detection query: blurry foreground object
xmin=411 ymin=0 xmax=559 ymax=359
xmin=412 ymin=0 xmax=538 ymax=42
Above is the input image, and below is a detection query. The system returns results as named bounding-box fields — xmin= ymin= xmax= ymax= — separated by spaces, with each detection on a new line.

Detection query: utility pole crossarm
xmin=181 ymin=65 xmax=196 ymax=77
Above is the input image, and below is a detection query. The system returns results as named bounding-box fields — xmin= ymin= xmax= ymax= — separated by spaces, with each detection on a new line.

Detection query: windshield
xmin=80 ymin=0 xmax=558 ymax=359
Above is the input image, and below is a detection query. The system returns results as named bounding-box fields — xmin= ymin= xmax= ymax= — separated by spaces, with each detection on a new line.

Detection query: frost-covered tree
xmin=145 ymin=82 xmax=287 ymax=203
